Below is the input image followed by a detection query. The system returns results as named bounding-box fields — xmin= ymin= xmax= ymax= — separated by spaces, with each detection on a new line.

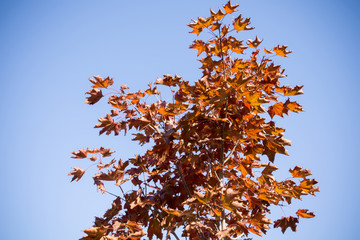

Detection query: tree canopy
xmin=69 ymin=1 xmax=318 ymax=239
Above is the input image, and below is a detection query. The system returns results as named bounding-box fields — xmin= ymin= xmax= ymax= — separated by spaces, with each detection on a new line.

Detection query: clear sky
xmin=1 ymin=0 xmax=359 ymax=239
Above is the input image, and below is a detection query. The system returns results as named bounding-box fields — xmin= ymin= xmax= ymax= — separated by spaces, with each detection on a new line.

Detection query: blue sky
xmin=1 ymin=0 xmax=359 ymax=239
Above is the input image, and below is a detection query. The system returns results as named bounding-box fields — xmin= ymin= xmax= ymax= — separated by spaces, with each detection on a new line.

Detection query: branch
xmin=223 ymin=139 xmax=240 ymax=165
xmin=218 ymin=26 xmax=230 ymax=240
xmin=175 ymin=162 xmax=192 ymax=197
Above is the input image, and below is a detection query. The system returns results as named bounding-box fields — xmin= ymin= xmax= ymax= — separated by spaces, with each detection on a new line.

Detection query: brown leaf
xmin=95 ymin=114 xmax=120 ymax=136
xmin=71 ymin=149 xmax=87 ymax=159
xmin=148 ymin=218 xmax=162 ymax=240
xmin=274 ymin=216 xmax=299 ymax=233
xmin=93 ymin=177 xmax=106 ymax=193
xmin=81 ymin=226 xmax=108 ymax=240
xmin=155 ymin=74 xmax=182 ymax=87
xmin=68 ymin=167 xmax=85 ymax=182
xmin=104 ymin=197 xmax=122 ymax=220
xmin=85 ymin=88 xmax=103 ymax=105
xmin=100 ymin=147 xmax=115 ymax=157
xmin=89 ymin=75 xmax=114 ymax=89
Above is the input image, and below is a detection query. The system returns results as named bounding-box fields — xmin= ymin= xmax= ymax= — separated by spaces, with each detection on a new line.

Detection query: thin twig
xmin=106 ymin=191 xmax=121 ymax=199
xmin=119 ymin=185 xmax=125 ymax=196
xmin=171 ymin=230 xmax=181 ymax=240
xmin=223 ymin=139 xmax=240 ymax=165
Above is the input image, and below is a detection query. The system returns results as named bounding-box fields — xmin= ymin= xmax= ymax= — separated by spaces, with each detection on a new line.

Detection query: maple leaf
xmin=197 ymin=16 xmax=213 ymax=28
xmin=285 ymin=99 xmax=303 ymax=112
xmin=274 ymin=216 xmax=299 ymax=233
xmin=228 ymin=36 xmax=247 ymax=54
xmin=89 ymin=75 xmax=114 ymax=89
xmin=95 ymin=114 xmax=120 ymax=135
xmin=264 ymin=48 xmax=273 ymax=54
xmin=68 ymin=167 xmax=85 ymax=182
xmin=155 ymin=74 xmax=181 ymax=87
xmin=148 ymin=218 xmax=162 ymax=240
xmin=299 ymin=179 xmax=319 ymax=195
xmin=223 ymin=1 xmax=239 ymax=14
xmin=268 ymin=102 xmax=287 ymax=118
xmin=99 ymin=147 xmax=115 ymax=157
xmin=85 ymin=88 xmax=103 ymax=105
xmin=210 ymin=8 xmax=226 ymax=21
xmin=289 ymin=165 xmax=312 ymax=178
xmin=190 ymin=40 xmax=208 ymax=56
xmin=103 ymin=197 xmax=122 ymax=220
xmin=93 ymin=177 xmax=106 ymax=193
xmin=261 ymin=163 xmax=278 ymax=175
xmin=233 ymin=15 xmax=254 ymax=32
xmin=187 ymin=20 xmax=203 ymax=35
xmin=245 ymin=91 xmax=269 ymax=106
xmin=81 ymin=226 xmax=108 ymax=240
xmin=273 ymin=45 xmax=292 ymax=57
xmin=276 ymin=85 xmax=304 ymax=96
xmin=296 ymin=209 xmax=315 ymax=218
xmin=247 ymin=36 xmax=263 ymax=48
xmin=211 ymin=22 xmax=221 ymax=31
xmin=71 ymin=149 xmax=87 ymax=159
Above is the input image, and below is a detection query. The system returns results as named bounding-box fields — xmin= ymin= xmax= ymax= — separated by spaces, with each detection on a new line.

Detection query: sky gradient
xmin=1 ymin=0 xmax=359 ymax=239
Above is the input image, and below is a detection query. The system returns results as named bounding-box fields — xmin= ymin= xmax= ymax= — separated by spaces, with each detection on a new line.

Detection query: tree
xmin=69 ymin=1 xmax=318 ymax=239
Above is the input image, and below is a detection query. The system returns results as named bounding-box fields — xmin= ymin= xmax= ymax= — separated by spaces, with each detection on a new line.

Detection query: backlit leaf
xmin=296 ymin=209 xmax=315 ymax=218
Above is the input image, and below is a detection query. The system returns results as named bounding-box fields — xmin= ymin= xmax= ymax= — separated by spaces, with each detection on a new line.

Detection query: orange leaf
xmin=268 ymin=102 xmax=286 ymax=118
xmin=264 ymin=48 xmax=273 ymax=54
xmin=223 ymin=1 xmax=239 ymax=14
xmin=276 ymin=85 xmax=304 ymax=96
xmin=296 ymin=209 xmax=315 ymax=218
xmin=155 ymin=74 xmax=181 ymax=87
xmin=190 ymin=40 xmax=207 ymax=56
xmin=89 ymin=75 xmax=114 ymax=88
xmin=273 ymin=45 xmax=292 ymax=57
xmin=233 ymin=15 xmax=254 ymax=32
xmin=289 ymin=165 xmax=312 ymax=178
xmin=210 ymin=8 xmax=226 ymax=21
xmin=247 ymin=36 xmax=263 ymax=48
xmin=285 ymin=99 xmax=303 ymax=112
xmin=187 ymin=20 xmax=203 ymax=35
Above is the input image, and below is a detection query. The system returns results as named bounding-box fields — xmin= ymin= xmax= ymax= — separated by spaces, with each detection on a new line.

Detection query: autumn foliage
xmin=69 ymin=1 xmax=318 ymax=239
